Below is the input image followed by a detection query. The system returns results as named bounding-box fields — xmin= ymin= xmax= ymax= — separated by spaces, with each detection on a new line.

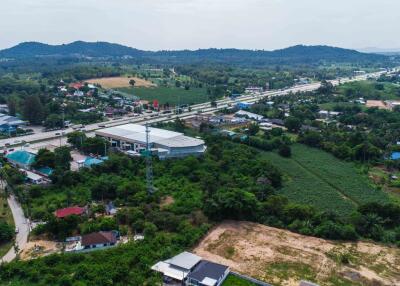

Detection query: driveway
xmin=1 ymin=194 xmax=29 ymax=263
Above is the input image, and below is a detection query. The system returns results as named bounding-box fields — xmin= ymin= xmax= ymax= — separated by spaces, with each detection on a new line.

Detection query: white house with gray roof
xmin=151 ymin=252 xmax=202 ymax=283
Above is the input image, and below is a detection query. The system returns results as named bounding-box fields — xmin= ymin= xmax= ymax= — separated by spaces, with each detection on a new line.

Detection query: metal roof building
xmin=151 ymin=252 xmax=202 ymax=282
xmin=95 ymin=124 xmax=207 ymax=159
xmin=6 ymin=150 xmax=36 ymax=169
xmin=0 ymin=113 xmax=26 ymax=132
xmin=186 ymin=260 xmax=229 ymax=286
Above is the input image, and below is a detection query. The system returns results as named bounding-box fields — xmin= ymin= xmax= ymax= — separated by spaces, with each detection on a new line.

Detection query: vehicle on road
xmin=15 ymin=227 xmax=19 ymax=234
xmin=72 ymin=124 xmax=84 ymax=130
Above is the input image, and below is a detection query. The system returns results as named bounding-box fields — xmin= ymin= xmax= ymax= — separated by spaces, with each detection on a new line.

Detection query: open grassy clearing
xmin=221 ymin=274 xmax=258 ymax=286
xmin=118 ymin=86 xmax=210 ymax=105
xmin=86 ymin=76 xmax=156 ymax=88
xmin=0 ymin=195 xmax=14 ymax=257
xmin=194 ymin=221 xmax=400 ymax=286
xmin=262 ymin=144 xmax=390 ymax=216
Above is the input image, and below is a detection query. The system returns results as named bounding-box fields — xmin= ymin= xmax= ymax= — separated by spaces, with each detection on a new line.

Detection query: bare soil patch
xmin=87 ymin=77 xmax=156 ymax=89
xmin=193 ymin=221 xmax=400 ymax=286
xmin=20 ymin=240 xmax=61 ymax=260
xmin=160 ymin=196 xmax=175 ymax=209
xmin=366 ymin=100 xmax=389 ymax=109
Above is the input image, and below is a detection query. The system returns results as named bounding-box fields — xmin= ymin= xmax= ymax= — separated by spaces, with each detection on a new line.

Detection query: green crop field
xmin=262 ymin=144 xmax=390 ymax=216
xmin=118 ymin=87 xmax=210 ymax=105
xmin=221 ymin=274 xmax=258 ymax=286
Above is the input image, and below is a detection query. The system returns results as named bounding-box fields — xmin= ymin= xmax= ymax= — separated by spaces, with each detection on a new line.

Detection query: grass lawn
xmin=262 ymin=144 xmax=390 ymax=216
xmin=118 ymin=86 xmax=210 ymax=105
xmin=0 ymin=195 xmax=14 ymax=257
xmin=221 ymin=274 xmax=258 ymax=286
xmin=318 ymin=102 xmax=364 ymax=111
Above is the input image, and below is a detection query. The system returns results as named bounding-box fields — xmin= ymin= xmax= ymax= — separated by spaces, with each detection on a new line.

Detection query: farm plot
xmin=87 ymin=77 xmax=156 ymax=88
xmin=118 ymin=86 xmax=210 ymax=105
xmin=291 ymin=144 xmax=389 ymax=205
xmin=262 ymin=144 xmax=390 ymax=216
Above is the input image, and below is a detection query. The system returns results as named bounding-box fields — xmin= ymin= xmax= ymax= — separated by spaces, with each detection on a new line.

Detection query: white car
xmin=15 ymin=227 xmax=19 ymax=234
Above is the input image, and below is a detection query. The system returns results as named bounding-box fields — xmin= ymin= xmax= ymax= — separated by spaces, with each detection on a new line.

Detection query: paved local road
xmin=1 ymin=194 xmax=29 ymax=264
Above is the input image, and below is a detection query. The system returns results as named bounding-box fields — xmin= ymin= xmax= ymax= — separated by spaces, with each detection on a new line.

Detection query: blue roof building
xmin=391 ymin=152 xmax=400 ymax=160
xmin=6 ymin=150 xmax=36 ymax=169
xmin=78 ymin=156 xmax=108 ymax=169
xmin=84 ymin=157 xmax=104 ymax=167
xmin=36 ymin=166 xmax=54 ymax=177
xmin=236 ymin=102 xmax=253 ymax=110
xmin=0 ymin=113 xmax=26 ymax=133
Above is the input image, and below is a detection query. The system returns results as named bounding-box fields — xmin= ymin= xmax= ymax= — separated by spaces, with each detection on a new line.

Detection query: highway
xmin=0 ymin=70 xmax=389 ymax=149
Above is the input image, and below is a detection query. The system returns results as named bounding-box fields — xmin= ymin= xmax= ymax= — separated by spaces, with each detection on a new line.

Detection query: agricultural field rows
xmin=262 ymin=144 xmax=390 ymax=216
xmin=118 ymin=86 xmax=210 ymax=105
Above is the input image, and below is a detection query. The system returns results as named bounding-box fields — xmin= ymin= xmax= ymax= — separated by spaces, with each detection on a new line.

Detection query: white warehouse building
xmin=95 ymin=124 xmax=207 ymax=159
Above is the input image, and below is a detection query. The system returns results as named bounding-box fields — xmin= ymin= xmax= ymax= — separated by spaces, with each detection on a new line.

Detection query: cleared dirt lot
xmin=366 ymin=100 xmax=389 ymax=110
xmin=20 ymin=240 xmax=61 ymax=260
xmin=193 ymin=221 xmax=400 ymax=286
xmin=86 ymin=76 xmax=156 ymax=88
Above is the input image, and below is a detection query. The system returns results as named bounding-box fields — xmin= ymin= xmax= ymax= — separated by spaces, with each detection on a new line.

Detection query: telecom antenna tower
xmin=145 ymin=123 xmax=154 ymax=195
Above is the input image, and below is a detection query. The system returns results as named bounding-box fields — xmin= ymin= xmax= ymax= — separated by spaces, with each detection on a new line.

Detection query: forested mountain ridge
xmin=0 ymin=41 xmax=389 ymax=65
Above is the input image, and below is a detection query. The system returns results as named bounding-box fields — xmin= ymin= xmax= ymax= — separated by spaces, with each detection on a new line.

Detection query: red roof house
xmin=55 ymin=206 xmax=86 ymax=218
xmin=69 ymin=82 xmax=84 ymax=90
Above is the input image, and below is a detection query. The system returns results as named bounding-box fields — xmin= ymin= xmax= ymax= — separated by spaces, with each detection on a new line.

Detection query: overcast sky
xmin=1 ymin=0 xmax=399 ymax=51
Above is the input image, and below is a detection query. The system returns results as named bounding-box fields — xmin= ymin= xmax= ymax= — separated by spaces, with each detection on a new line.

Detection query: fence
xmin=229 ymin=272 xmax=273 ymax=286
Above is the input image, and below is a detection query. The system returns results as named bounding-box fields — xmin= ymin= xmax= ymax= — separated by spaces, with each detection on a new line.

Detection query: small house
xmin=186 ymin=260 xmax=229 ymax=286
xmin=81 ymin=231 xmax=117 ymax=250
xmin=235 ymin=110 xmax=264 ymax=122
xmin=23 ymin=170 xmax=45 ymax=185
xmin=105 ymin=201 xmax=117 ymax=215
xmin=151 ymin=252 xmax=202 ymax=284
xmin=55 ymin=206 xmax=86 ymax=219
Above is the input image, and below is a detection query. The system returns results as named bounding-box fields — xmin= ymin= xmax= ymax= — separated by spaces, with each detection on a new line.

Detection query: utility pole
xmin=60 ymin=104 xmax=65 ymax=147
xmin=145 ymin=123 xmax=154 ymax=195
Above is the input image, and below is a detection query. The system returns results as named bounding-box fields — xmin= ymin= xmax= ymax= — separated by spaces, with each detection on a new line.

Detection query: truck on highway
xmin=72 ymin=124 xmax=84 ymax=130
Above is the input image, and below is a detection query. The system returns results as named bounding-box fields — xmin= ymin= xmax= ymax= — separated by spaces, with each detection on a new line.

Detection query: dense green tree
xmin=33 ymin=149 xmax=55 ymax=169
xmin=7 ymin=96 xmax=18 ymax=116
xmin=0 ymin=222 xmax=13 ymax=243
xmin=67 ymin=131 xmax=87 ymax=149
xmin=82 ymin=137 xmax=110 ymax=156
xmin=278 ymin=144 xmax=291 ymax=157
xmin=284 ymin=117 xmax=302 ymax=133
xmin=54 ymin=146 xmax=73 ymax=171
xmin=23 ymin=95 xmax=44 ymax=124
